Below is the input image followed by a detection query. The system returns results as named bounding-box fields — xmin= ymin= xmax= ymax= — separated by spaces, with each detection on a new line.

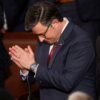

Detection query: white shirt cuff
xmin=20 ymin=70 xmax=29 ymax=76
xmin=20 ymin=70 xmax=29 ymax=81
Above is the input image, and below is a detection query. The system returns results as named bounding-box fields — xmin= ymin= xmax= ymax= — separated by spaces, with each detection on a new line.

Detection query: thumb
xmin=27 ymin=45 xmax=33 ymax=54
xmin=24 ymin=48 xmax=29 ymax=53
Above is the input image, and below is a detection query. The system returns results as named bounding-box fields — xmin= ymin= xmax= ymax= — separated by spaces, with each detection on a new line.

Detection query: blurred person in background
xmin=68 ymin=91 xmax=93 ymax=100
xmin=1 ymin=0 xmax=53 ymax=32
xmin=1 ymin=0 xmax=36 ymax=32
xmin=0 ymin=88 xmax=14 ymax=100
xmin=1 ymin=0 xmax=56 ymax=32
xmin=54 ymin=0 xmax=100 ymax=47
xmin=0 ymin=0 xmax=12 ymax=88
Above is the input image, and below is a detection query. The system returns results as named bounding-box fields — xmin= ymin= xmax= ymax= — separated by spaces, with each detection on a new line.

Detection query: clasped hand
xmin=9 ymin=45 xmax=35 ymax=70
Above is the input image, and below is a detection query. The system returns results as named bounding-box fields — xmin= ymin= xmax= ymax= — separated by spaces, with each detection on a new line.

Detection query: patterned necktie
xmin=47 ymin=42 xmax=57 ymax=67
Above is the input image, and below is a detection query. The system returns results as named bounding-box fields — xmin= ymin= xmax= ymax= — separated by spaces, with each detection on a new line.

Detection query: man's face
xmin=31 ymin=21 xmax=59 ymax=44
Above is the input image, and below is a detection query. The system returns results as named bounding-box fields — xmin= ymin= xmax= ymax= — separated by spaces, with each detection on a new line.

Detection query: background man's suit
xmin=0 ymin=0 xmax=12 ymax=88
xmin=55 ymin=0 xmax=100 ymax=46
xmin=1 ymin=0 xmax=37 ymax=32
xmin=22 ymin=19 xmax=96 ymax=100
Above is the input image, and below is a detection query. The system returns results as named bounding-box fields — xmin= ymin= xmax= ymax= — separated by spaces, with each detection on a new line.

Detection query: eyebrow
xmin=31 ymin=24 xmax=51 ymax=36
xmin=31 ymin=32 xmax=44 ymax=36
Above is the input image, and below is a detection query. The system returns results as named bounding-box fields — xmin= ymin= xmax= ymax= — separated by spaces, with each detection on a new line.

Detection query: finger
xmin=9 ymin=47 xmax=12 ymax=51
xmin=28 ymin=45 xmax=33 ymax=54
xmin=11 ymin=57 xmax=24 ymax=69
xmin=9 ymin=51 xmax=20 ymax=59
xmin=9 ymin=51 xmax=13 ymax=57
xmin=24 ymin=48 xmax=29 ymax=52
xmin=13 ymin=59 xmax=25 ymax=69
xmin=9 ymin=47 xmax=20 ymax=58
xmin=11 ymin=54 xmax=20 ymax=62
xmin=9 ymin=47 xmax=16 ymax=53
xmin=14 ymin=45 xmax=25 ymax=55
xmin=11 ymin=46 xmax=22 ymax=56
xmin=9 ymin=47 xmax=21 ymax=58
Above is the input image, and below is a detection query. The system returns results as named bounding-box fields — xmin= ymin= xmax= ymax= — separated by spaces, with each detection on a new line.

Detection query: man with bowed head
xmin=9 ymin=1 xmax=96 ymax=100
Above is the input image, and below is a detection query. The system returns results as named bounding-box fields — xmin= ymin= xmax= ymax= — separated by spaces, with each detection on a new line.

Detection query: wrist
xmin=33 ymin=64 xmax=39 ymax=73
xmin=21 ymin=69 xmax=28 ymax=74
xmin=30 ymin=62 xmax=39 ymax=72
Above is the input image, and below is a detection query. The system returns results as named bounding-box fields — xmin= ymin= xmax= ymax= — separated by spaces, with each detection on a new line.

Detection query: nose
xmin=38 ymin=36 xmax=45 ymax=42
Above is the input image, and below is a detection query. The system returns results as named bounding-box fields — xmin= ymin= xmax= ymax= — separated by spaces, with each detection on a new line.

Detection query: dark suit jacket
xmin=0 ymin=0 xmax=12 ymax=70
xmin=2 ymin=0 xmax=53 ymax=32
xmin=22 ymin=19 xmax=96 ymax=100
xmin=55 ymin=1 xmax=100 ymax=47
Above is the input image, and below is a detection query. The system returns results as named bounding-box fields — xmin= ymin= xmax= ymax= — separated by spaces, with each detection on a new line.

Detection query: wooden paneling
xmin=2 ymin=32 xmax=39 ymax=99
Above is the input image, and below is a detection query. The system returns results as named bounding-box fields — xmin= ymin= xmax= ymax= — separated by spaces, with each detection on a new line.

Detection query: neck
xmin=57 ymin=19 xmax=67 ymax=39
xmin=61 ymin=19 xmax=67 ymax=31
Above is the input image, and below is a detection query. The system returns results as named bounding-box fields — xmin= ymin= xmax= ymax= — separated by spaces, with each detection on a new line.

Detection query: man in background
xmin=0 ymin=0 xmax=12 ymax=88
xmin=54 ymin=0 xmax=100 ymax=46
xmin=68 ymin=91 xmax=93 ymax=100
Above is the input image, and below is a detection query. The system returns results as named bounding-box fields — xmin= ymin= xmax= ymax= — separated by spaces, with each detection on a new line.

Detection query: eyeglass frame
xmin=31 ymin=24 xmax=51 ymax=37
xmin=43 ymin=24 xmax=51 ymax=36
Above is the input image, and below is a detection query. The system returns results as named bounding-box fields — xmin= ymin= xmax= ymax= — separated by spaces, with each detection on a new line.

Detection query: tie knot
xmin=54 ymin=41 xmax=57 ymax=46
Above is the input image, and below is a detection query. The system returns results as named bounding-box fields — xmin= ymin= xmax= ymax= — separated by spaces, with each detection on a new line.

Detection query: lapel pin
xmin=59 ymin=43 xmax=62 ymax=45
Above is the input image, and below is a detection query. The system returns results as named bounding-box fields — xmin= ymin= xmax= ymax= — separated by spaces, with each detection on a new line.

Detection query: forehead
xmin=31 ymin=22 xmax=47 ymax=34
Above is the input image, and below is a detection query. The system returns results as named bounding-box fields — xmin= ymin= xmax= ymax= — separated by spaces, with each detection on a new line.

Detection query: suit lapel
xmin=48 ymin=20 xmax=75 ymax=68
xmin=41 ymin=41 xmax=50 ymax=66
xmin=48 ymin=36 xmax=64 ymax=68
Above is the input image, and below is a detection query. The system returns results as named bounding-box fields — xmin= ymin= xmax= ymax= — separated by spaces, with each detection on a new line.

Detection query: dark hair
xmin=25 ymin=1 xmax=63 ymax=31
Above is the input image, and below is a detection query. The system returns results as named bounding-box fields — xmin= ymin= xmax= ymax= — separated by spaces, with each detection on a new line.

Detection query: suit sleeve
xmin=34 ymin=36 xmax=95 ymax=92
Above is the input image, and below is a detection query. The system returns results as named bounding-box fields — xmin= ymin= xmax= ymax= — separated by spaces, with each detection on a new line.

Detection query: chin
xmin=47 ymin=42 xmax=52 ymax=44
xmin=45 ymin=40 xmax=55 ymax=44
xmin=46 ymin=41 xmax=53 ymax=45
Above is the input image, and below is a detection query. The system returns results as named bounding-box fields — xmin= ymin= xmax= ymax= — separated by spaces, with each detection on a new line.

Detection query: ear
xmin=51 ymin=19 xmax=59 ymax=28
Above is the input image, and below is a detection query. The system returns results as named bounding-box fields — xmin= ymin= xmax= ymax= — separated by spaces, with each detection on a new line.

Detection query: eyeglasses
xmin=31 ymin=24 xmax=51 ymax=37
xmin=43 ymin=24 xmax=51 ymax=36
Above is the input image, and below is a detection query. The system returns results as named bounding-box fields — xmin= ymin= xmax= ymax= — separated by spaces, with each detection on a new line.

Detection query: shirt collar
xmin=61 ymin=17 xmax=69 ymax=34
xmin=49 ymin=18 xmax=69 ymax=54
xmin=57 ymin=17 xmax=69 ymax=42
